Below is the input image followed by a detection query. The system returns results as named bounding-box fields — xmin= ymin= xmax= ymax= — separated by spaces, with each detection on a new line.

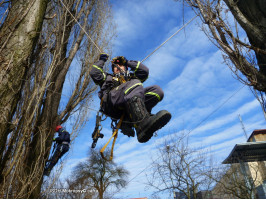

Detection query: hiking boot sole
xmin=137 ymin=110 xmax=171 ymax=143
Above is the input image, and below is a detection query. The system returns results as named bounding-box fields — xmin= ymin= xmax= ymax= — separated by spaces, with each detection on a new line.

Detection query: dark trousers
xmin=46 ymin=144 xmax=69 ymax=172
xmin=102 ymin=79 xmax=164 ymax=119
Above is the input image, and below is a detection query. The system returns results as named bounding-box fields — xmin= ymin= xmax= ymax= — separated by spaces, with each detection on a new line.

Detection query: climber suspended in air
xmin=89 ymin=54 xmax=171 ymax=143
xmin=44 ymin=125 xmax=70 ymax=176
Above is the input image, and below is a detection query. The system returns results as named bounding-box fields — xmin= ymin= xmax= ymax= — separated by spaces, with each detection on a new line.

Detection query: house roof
xmin=247 ymin=129 xmax=266 ymax=141
xmin=222 ymin=141 xmax=266 ymax=164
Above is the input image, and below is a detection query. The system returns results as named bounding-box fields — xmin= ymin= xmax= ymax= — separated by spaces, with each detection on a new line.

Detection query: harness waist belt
xmin=62 ymin=141 xmax=69 ymax=145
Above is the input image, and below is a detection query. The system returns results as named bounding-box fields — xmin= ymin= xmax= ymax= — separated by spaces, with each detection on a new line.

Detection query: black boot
xmin=120 ymin=121 xmax=135 ymax=137
xmin=43 ymin=161 xmax=53 ymax=176
xmin=126 ymin=96 xmax=171 ymax=143
xmin=43 ymin=168 xmax=51 ymax=176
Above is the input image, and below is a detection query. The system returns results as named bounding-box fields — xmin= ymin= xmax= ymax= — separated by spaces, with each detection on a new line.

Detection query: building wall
xmin=248 ymin=129 xmax=266 ymax=142
xmin=212 ymin=129 xmax=266 ymax=198
xmin=248 ymin=130 xmax=266 ymax=198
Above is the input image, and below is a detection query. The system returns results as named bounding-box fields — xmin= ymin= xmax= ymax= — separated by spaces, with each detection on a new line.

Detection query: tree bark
xmin=183 ymin=0 xmax=266 ymax=92
xmin=223 ymin=0 xmax=266 ymax=75
xmin=0 ymin=0 xmax=49 ymax=163
xmin=0 ymin=0 xmax=115 ymax=197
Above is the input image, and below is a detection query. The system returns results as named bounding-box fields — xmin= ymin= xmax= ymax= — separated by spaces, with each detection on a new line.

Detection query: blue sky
xmin=51 ymin=0 xmax=266 ymax=198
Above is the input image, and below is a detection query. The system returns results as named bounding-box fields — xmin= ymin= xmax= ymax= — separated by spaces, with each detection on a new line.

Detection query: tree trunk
xmin=223 ymin=0 xmax=266 ymax=75
xmin=0 ymin=0 xmax=49 ymax=162
xmin=182 ymin=0 xmax=266 ymax=92
xmin=0 ymin=0 xmax=115 ymax=197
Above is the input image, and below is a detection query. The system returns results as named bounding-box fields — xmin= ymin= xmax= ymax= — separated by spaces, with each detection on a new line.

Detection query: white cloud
xmin=146 ymin=55 xmax=182 ymax=81
xmin=112 ymin=0 xmax=186 ymax=56
xmin=115 ymin=138 xmax=139 ymax=156
xmin=190 ymin=99 xmax=260 ymax=135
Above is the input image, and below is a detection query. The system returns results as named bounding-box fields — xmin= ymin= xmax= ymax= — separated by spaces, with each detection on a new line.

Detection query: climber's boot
xmin=120 ymin=121 xmax=135 ymax=137
xmin=126 ymin=96 xmax=171 ymax=143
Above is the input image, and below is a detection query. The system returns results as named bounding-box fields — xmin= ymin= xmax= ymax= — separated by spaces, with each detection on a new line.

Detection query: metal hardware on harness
xmin=114 ymin=72 xmax=130 ymax=83
xmin=91 ymin=111 xmax=104 ymax=148
xmin=62 ymin=141 xmax=70 ymax=145
xmin=99 ymin=71 xmax=127 ymax=161
xmin=100 ymin=113 xmax=124 ymax=161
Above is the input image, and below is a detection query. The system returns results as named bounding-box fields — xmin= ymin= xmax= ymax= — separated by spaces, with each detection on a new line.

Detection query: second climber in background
xmin=43 ymin=125 xmax=70 ymax=176
xmin=89 ymin=53 xmax=171 ymax=143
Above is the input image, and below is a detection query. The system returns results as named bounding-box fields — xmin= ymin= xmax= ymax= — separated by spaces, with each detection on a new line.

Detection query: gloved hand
xmin=112 ymin=56 xmax=127 ymax=66
xmin=53 ymin=138 xmax=56 ymax=141
xmin=99 ymin=53 xmax=109 ymax=62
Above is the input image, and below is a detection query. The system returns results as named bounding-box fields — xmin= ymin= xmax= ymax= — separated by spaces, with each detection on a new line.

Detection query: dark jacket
xmin=89 ymin=60 xmax=149 ymax=99
xmin=55 ymin=128 xmax=70 ymax=144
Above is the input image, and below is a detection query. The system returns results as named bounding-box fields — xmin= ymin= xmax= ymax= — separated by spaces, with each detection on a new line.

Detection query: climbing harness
xmin=91 ymin=75 xmax=127 ymax=161
xmin=91 ymin=108 xmax=124 ymax=161
xmin=91 ymin=112 xmax=124 ymax=161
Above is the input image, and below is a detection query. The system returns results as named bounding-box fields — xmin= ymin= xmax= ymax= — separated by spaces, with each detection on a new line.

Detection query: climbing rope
xmin=141 ymin=15 xmax=198 ymax=63
xmin=59 ymin=0 xmax=198 ymax=64
xmin=59 ymin=0 xmax=102 ymax=54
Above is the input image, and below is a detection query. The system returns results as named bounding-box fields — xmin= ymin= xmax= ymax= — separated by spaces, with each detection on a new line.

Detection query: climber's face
xmin=113 ymin=64 xmax=126 ymax=74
